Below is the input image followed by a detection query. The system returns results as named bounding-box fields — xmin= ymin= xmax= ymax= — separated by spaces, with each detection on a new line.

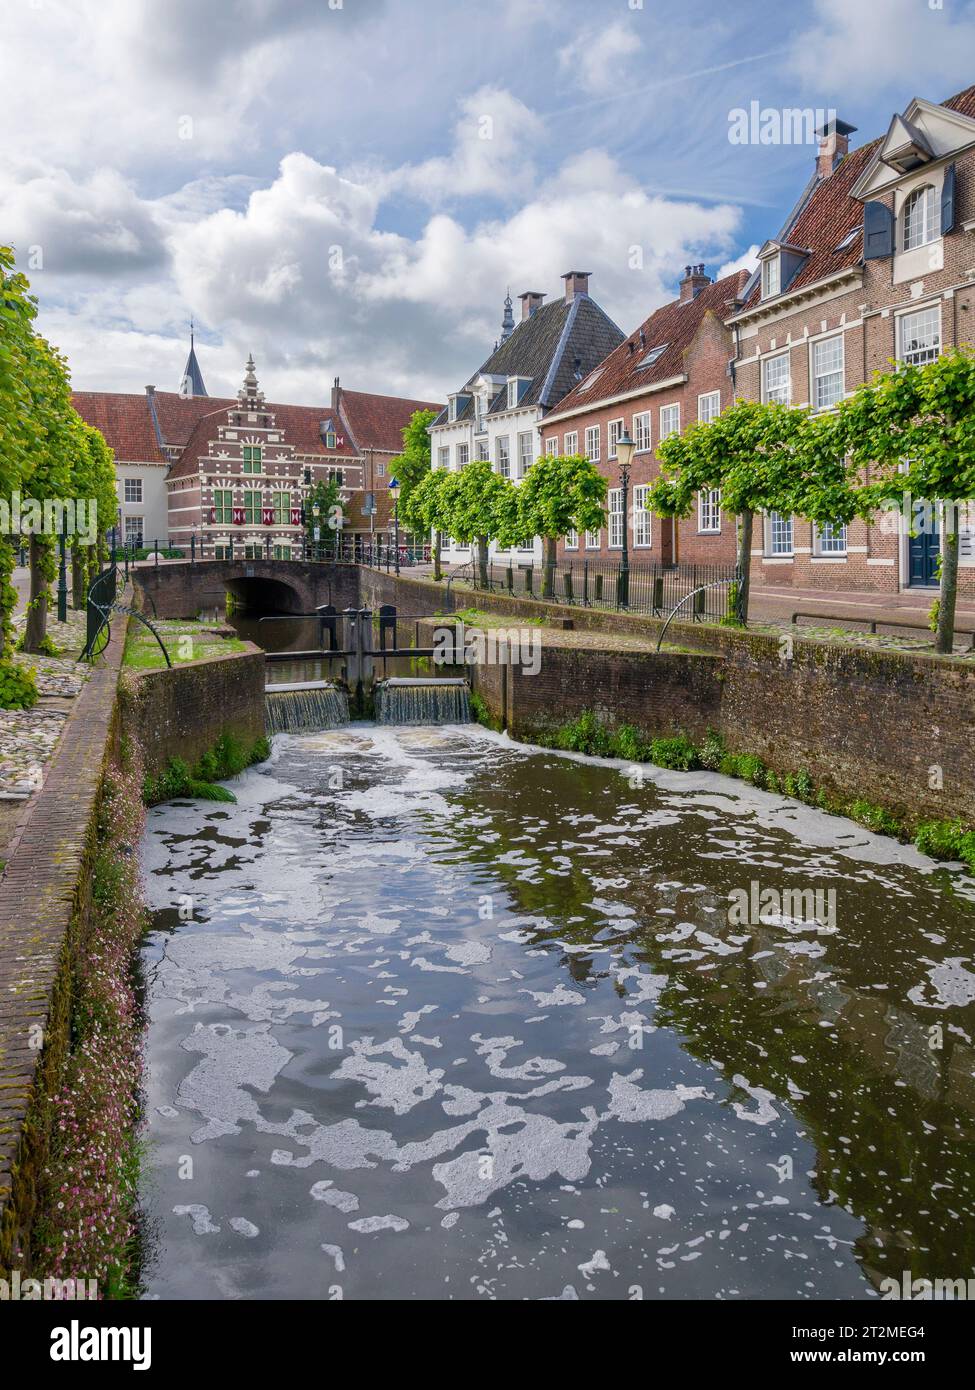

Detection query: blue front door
xmin=908 ymin=509 xmax=940 ymax=587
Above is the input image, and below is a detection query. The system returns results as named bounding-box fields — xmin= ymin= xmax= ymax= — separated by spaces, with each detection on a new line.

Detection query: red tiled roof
xmin=339 ymin=388 xmax=442 ymax=453
xmin=547 ymin=270 xmax=750 ymax=416
xmin=71 ymin=391 xmax=166 ymax=463
xmin=151 ymin=391 xmax=235 ymax=446
xmin=739 ymin=81 xmax=975 ymax=313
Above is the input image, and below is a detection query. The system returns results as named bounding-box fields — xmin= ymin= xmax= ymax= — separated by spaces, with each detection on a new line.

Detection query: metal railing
xmin=79 ymin=553 xmax=172 ymax=666
xmin=454 ymin=558 xmax=737 ymax=620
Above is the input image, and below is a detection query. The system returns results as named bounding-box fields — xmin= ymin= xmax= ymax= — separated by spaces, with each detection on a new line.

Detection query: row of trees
xmin=650 ymin=347 xmax=975 ymax=652
xmin=1 ymin=246 xmax=118 ymax=676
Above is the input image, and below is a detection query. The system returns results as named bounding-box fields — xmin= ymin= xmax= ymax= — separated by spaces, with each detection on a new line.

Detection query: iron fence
xmin=463 ymin=558 xmax=737 ymax=620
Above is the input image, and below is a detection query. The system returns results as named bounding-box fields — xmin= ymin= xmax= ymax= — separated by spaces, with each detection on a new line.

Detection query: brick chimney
xmin=519 ymin=291 xmax=545 ymax=320
xmin=679 ymin=264 xmax=711 ymax=301
xmin=562 ymin=270 xmax=591 ymax=302
xmin=816 ymin=118 xmax=857 ymax=178
xmin=331 ymin=375 xmax=341 ymax=413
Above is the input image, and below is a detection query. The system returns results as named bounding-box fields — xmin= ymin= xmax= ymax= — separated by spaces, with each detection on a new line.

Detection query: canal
xmin=139 ymin=722 xmax=975 ymax=1300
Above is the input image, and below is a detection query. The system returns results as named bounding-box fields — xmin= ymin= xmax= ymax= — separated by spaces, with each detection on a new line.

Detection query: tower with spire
xmin=179 ymin=321 xmax=208 ymax=398
xmin=237 ymin=353 xmax=266 ymax=409
xmin=500 ymin=288 xmax=515 ymax=343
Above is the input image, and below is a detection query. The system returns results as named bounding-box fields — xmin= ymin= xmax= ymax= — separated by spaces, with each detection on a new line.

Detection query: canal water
xmin=139 ymin=724 xmax=975 ymax=1300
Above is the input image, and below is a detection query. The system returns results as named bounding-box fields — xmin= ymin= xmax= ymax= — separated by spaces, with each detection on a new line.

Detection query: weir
xmin=374 ymin=677 xmax=470 ymax=725
xmin=264 ymin=680 xmax=350 ymax=734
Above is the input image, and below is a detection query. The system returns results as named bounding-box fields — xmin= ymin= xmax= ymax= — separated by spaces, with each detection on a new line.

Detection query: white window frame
xmin=697 ymin=391 xmax=720 ymax=425
xmin=632 ymin=411 xmax=651 ymax=452
xmin=608 ymin=488 xmax=623 ymax=548
xmin=766 ymin=511 xmax=794 ymax=556
xmin=762 ymin=351 xmax=791 ymax=405
xmin=564 ymin=528 xmax=579 ymax=550
xmin=496 ymin=435 xmax=511 ymax=479
xmin=585 ymin=528 xmax=600 ymax=550
xmin=698 ymin=489 xmax=721 ymax=534
xmin=898 ymin=304 xmax=941 ymax=367
xmin=762 ymin=255 xmax=780 ymax=299
xmin=437 ymin=446 xmax=450 ymax=470
xmin=659 ymin=403 xmax=680 ymax=440
xmin=455 ymin=443 xmax=469 ymax=468
xmin=376 ymin=461 xmax=386 ymax=477
xmin=545 ymin=436 xmax=559 ymax=457
xmin=124 ymin=515 xmax=144 ymax=542
xmin=815 ymin=521 xmax=848 ymax=555
xmin=811 ymin=333 xmax=845 ymax=411
xmin=632 ymin=484 xmax=651 ymax=548
xmin=475 ymin=439 xmax=489 ymax=462
xmin=123 ymin=477 xmax=143 ymax=504
xmin=902 ymin=185 xmax=940 ymax=252
xmin=564 ymin=430 xmax=579 ymax=455
xmin=518 ymin=431 xmax=534 ymax=477
xmin=608 ymin=418 xmax=624 ymax=459
xmin=585 ymin=425 xmax=600 ymax=462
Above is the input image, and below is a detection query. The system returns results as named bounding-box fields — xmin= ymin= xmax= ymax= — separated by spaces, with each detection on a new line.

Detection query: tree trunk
xmin=734 ymin=510 xmax=753 ymax=626
xmin=935 ymin=501 xmax=959 ymax=656
xmin=71 ymin=547 xmax=86 ymax=609
xmin=23 ymin=534 xmax=49 ymax=654
xmin=476 ymin=535 xmax=489 ymax=588
xmin=542 ymin=535 xmax=556 ymax=597
xmin=433 ymin=531 xmax=443 ymax=582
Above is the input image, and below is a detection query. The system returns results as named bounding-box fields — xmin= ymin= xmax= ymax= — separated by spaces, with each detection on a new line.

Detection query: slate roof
xmin=546 ymin=270 xmax=750 ymax=418
xmin=434 ymin=293 xmax=625 ymax=425
xmin=737 ymin=81 xmax=975 ymax=314
xmin=180 ymin=339 xmax=208 ymax=397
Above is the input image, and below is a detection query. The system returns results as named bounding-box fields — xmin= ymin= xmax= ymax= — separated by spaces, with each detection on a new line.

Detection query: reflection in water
xmin=139 ymin=725 xmax=975 ymax=1300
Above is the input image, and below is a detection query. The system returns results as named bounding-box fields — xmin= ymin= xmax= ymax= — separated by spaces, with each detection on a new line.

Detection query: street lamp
xmin=389 ymin=476 xmax=400 ymax=575
xmin=616 ymin=429 xmax=635 ymax=608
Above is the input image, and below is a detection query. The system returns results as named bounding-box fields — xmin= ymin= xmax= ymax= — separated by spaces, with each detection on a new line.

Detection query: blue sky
xmin=2 ymin=0 xmax=973 ymax=403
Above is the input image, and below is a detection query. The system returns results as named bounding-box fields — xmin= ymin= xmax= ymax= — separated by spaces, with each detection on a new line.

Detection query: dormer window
xmin=635 ymin=346 xmax=666 ymax=371
xmin=903 ymin=185 xmax=939 ymax=251
xmin=506 ymin=377 xmax=531 ymax=409
xmin=762 ymin=255 xmax=780 ymax=298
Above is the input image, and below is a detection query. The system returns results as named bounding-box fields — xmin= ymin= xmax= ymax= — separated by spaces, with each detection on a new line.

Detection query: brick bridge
xmin=131 ymin=558 xmax=362 ymax=619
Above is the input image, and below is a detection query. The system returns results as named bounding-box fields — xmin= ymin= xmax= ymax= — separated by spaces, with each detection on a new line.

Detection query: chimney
xmin=145 ymin=385 xmax=155 ymax=395
xmin=816 ymin=117 xmax=856 ymax=179
xmin=519 ymin=290 xmax=545 ymax=320
xmin=679 ymin=264 xmax=712 ymax=301
xmin=331 ymin=375 xmax=341 ymax=413
xmin=562 ymin=270 xmax=591 ymax=302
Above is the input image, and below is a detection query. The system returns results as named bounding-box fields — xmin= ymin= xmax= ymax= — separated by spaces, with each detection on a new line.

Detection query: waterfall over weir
xmin=265 ymin=681 xmax=350 ymax=734
xmin=374 ymin=678 xmax=470 ymax=726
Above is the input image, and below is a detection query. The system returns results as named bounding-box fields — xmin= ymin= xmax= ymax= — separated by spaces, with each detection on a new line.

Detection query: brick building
xmin=73 ymin=345 xmax=440 ymax=557
xmin=730 ymin=84 xmax=975 ymax=596
xmin=539 ymin=266 xmax=749 ymax=566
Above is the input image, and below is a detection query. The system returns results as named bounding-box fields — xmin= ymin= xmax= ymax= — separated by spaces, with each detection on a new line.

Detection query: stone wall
xmin=122 ymin=645 xmax=267 ymax=778
xmin=133 ymin=558 xmax=360 ymax=620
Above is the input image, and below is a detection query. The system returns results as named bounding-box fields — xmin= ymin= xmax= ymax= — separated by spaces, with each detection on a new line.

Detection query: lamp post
xmin=616 ymin=429 xmax=635 ymax=609
xmin=389 ymin=476 xmax=400 ymax=575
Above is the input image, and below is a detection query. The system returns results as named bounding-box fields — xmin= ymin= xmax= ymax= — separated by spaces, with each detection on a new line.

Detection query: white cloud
xmin=717 ymin=244 xmax=760 ymax=279
xmin=558 ymin=19 xmax=642 ymax=96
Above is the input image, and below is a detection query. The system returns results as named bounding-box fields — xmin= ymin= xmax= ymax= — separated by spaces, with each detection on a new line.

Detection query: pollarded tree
xmin=74 ymin=418 xmax=119 ymax=603
xmin=517 ymin=454 xmax=607 ymax=596
xmin=304 ymin=476 xmax=342 ymax=556
xmin=441 ymin=457 xmax=517 ymax=587
xmin=21 ymin=335 xmax=74 ymax=654
xmin=401 ymin=466 xmax=456 ymax=581
xmin=0 ymin=246 xmax=38 ymax=659
xmin=838 ymin=347 xmax=975 ymax=655
xmin=648 ymin=399 xmax=857 ymax=625
xmin=389 ymin=408 xmax=439 ymax=571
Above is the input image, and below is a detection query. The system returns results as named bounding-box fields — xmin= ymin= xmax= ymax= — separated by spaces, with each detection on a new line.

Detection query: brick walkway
xmin=0 ymin=600 xmax=125 ymax=1258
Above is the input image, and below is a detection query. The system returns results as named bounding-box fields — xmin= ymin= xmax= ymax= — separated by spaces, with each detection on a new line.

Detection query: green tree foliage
xmin=517 ymin=454 xmax=606 ymax=595
xmin=304 ymin=476 xmax=342 ymax=554
xmin=838 ymin=347 xmax=975 ymax=654
xmin=401 ymin=466 xmax=457 ymax=581
xmin=20 ymin=334 xmax=75 ymax=652
xmin=0 ymin=245 xmax=37 ymax=659
xmin=389 ymin=408 xmax=437 ymax=511
xmin=441 ymin=457 xmax=517 ymax=587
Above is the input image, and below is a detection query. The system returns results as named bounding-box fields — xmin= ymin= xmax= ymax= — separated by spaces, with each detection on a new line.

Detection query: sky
xmin=2 ymin=0 xmax=974 ymax=407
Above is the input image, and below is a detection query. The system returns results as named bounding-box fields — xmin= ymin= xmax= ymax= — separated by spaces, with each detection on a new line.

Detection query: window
xmin=243 ymin=489 xmax=261 ymax=524
xmin=899 ymin=306 xmax=941 ymax=366
xmin=903 ymin=185 xmax=939 ymax=251
xmin=545 ymin=436 xmax=559 ymax=457
xmin=637 ymin=344 xmax=667 ymax=370
xmin=762 ymin=352 xmax=791 ymax=405
xmin=437 ymin=446 xmax=450 ymax=470
xmin=633 ymin=411 xmax=651 ymax=452
xmin=699 ymin=489 xmax=721 ymax=533
xmin=578 ymin=367 xmax=605 ymax=393
xmin=456 ymin=444 xmax=469 ymax=468
xmin=123 ymin=478 xmax=142 ymax=503
xmin=564 ymin=528 xmax=579 ymax=549
xmin=812 ymin=335 xmax=844 ymax=410
xmin=768 ymin=512 xmax=793 ymax=555
xmin=242 ymin=445 xmax=262 ymax=473
xmin=564 ymin=430 xmax=578 ymax=455
xmin=243 ymin=544 xmax=263 ymax=560
xmin=698 ymin=392 xmax=720 ymax=424
xmin=518 ymin=431 xmax=534 ymax=476
xmin=273 ymin=490 xmax=291 ymax=525
xmin=213 ymin=489 xmax=233 ymax=524
xmin=633 ymin=485 xmax=651 ymax=547
xmin=608 ymin=488 xmax=623 ymax=548
xmin=816 ymin=521 xmax=848 ymax=554
xmin=475 ymin=440 xmax=489 ymax=462
xmin=608 ymin=419 xmax=624 ymax=458
xmin=124 ymin=516 xmax=144 ymax=543
xmin=585 ymin=425 xmax=600 ymax=462
xmin=585 ymin=528 xmax=600 ymax=549
xmin=273 ymin=545 xmax=291 ymax=560
xmin=659 ymin=404 xmax=680 ymax=440
xmin=328 ymin=469 xmax=344 ymax=487
xmin=213 ymin=545 xmax=231 ymax=559
xmin=496 ymin=435 xmax=510 ymax=478
xmin=762 ymin=255 xmax=780 ymax=298
xmin=376 ymin=461 xmax=386 ymax=477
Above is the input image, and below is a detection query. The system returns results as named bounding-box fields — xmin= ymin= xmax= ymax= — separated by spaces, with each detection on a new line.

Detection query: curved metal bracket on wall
xmin=78 ymin=566 xmax=173 ymax=668
xmin=445 ymin=559 xmax=474 ymax=601
xmin=655 ymin=577 xmax=737 ymax=653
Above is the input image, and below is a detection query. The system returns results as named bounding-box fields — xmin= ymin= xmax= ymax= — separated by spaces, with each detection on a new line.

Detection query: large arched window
xmin=903 ymin=185 xmax=939 ymax=251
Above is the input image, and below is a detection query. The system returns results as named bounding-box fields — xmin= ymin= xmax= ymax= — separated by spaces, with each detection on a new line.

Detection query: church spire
xmin=500 ymin=287 xmax=515 ymax=343
xmin=179 ymin=320 xmax=208 ymax=398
